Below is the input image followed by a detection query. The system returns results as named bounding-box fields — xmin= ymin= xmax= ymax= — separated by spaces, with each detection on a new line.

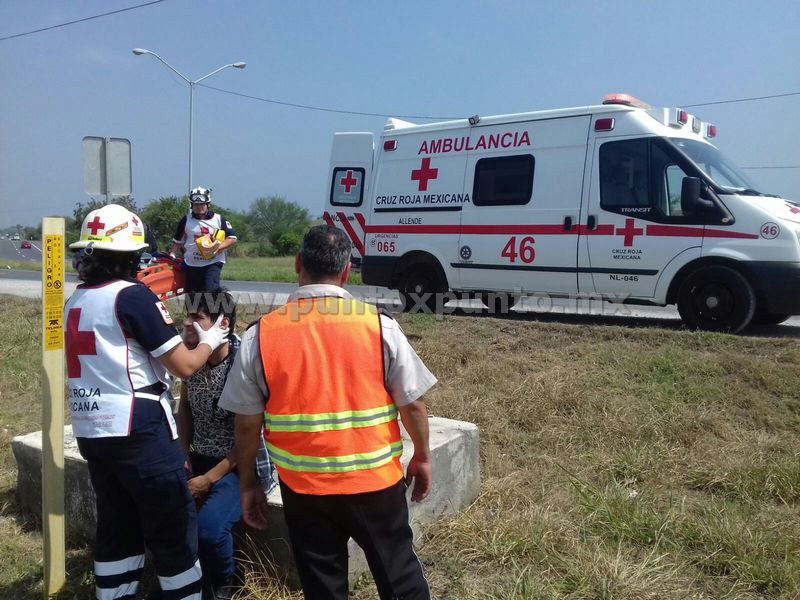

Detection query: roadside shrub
xmin=274 ymin=232 xmax=301 ymax=256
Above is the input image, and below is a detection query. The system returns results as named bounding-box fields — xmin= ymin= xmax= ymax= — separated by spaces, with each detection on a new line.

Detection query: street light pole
xmin=132 ymin=48 xmax=246 ymax=192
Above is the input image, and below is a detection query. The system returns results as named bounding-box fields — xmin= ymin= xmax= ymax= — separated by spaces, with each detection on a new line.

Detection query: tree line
xmin=66 ymin=195 xmax=313 ymax=257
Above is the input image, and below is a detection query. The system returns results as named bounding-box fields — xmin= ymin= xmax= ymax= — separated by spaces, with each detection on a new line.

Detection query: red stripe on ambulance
xmin=646 ymin=225 xmax=758 ymax=240
xmin=325 ymin=210 xmax=758 ymax=255
xmin=323 ymin=211 xmax=364 ymax=257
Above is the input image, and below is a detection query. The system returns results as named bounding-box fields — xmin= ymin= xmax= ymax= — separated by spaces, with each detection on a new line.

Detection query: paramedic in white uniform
xmin=65 ymin=204 xmax=229 ymax=600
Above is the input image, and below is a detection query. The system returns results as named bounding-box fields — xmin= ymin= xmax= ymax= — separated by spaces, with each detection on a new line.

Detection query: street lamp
xmin=132 ymin=48 xmax=246 ymax=192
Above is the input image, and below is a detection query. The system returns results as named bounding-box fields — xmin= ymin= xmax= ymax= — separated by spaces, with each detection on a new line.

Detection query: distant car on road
xmin=12 ymin=233 xmax=20 ymax=240
xmin=20 ymin=241 xmax=32 ymax=249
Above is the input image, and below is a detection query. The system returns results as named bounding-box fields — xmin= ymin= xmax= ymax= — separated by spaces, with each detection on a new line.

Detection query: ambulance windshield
xmin=670 ymin=139 xmax=774 ymax=196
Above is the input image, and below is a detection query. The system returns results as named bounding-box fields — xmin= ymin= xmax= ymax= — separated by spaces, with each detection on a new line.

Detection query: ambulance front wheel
xmin=677 ymin=265 xmax=756 ymax=333
xmin=399 ymin=266 xmax=445 ymax=313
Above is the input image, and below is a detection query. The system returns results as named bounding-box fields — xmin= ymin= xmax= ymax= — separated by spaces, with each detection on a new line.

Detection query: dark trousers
xmin=77 ymin=405 xmax=202 ymax=600
xmin=184 ymin=262 xmax=223 ymax=292
xmin=280 ymin=479 xmax=430 ymax=600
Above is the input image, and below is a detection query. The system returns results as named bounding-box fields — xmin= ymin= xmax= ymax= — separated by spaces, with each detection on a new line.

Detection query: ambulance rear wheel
xmin=399 ymin=266 xmax=443 ymax=313
xmin=677 ymin=265 xmax=756 ymax=333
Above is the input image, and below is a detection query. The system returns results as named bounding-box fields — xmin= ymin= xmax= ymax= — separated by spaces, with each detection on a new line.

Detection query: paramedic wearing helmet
xmin=65 ymin=204 xmax=230 ymax=600
xmin=170 ymin=187 xmax=237 ymax=292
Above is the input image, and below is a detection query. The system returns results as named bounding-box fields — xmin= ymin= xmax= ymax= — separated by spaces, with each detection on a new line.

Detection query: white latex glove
xmin=193 ymin=314 xmax=229 ymax=352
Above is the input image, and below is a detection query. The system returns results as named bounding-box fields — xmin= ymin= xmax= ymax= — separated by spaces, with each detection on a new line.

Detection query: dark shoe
xmin=211 ymin=577 xmax=238 ymax=600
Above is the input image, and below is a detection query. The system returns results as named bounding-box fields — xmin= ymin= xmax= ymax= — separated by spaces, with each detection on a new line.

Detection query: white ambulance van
xmin=324 ymin=94 xmax=800 ymax=332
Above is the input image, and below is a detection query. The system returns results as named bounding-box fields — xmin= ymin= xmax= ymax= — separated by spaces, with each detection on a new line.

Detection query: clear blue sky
xmin=1 ymin=0 xmax=798 ymax=229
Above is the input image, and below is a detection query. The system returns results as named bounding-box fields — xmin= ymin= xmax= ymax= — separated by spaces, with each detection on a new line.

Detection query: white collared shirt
xmin=218 ymin=284 xmax=437 ymax=415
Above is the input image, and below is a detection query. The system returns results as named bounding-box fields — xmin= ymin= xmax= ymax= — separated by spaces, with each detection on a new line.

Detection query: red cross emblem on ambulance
xmin=616 ymin=218 xmax=644 ymax=247
xmin=411 ymin=158 xmax=438 ymax=191
xmin=340 ymin=170 xmax=358 ymax=193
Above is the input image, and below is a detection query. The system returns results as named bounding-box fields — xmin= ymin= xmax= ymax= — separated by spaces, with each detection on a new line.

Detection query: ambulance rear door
xmin=456 ymin=116 xmax=590 ymax=295
xmin=325 ymin=133 xmax=374 ymax=262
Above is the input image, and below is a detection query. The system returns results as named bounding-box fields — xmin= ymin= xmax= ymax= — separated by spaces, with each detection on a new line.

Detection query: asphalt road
xmin=0 ymin=238 xmax=42 ymax=263
xmin=1 ymin=268 xmax=799 ymax=338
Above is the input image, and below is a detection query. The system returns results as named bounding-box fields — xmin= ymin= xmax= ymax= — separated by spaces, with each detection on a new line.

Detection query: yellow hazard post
xmin=41 ymin=218 xmax=66 ymax=598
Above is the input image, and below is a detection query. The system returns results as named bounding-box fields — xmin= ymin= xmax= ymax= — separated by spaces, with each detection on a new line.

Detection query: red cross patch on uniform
xmin=156 ymin=301 xmax=173 ymax=325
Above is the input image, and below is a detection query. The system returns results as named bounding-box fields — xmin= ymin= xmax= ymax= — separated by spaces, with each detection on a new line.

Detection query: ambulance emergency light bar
xmin=601 ymin=93 xmax=716 ymax=139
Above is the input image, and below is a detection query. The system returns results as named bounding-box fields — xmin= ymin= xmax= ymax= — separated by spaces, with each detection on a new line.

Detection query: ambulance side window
xmin=599 ymin=140 xmax=649 ymax=208
xmin=651 ymin=142 xmax=688 ymax=218
xmin=663 ymin=166 xmax=685 ymax=216
xmin=473 ymin=155 xmax=534 ymax=206
xmin=600 ymin=139 xmax=695 ymax=222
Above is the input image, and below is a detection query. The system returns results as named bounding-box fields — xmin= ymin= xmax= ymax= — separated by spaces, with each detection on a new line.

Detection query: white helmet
xmin=70 ymin=204 xmax=148 ymax=252
xmin=189 ymin=186 xmax=212 ymax=204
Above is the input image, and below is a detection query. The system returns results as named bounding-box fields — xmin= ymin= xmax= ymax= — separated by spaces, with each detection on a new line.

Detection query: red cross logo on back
xmin=87 ymin=217 xmax=105 ymax=235
xmin=411 ymin=158 xmax=438 ymax=191
xmin=616 ymin=218 xmax=644 ymax=247
xmin=65 ymin=308 xmax=97 ymax=378
xmin=340 ymin=170 xmax=358 ymax=193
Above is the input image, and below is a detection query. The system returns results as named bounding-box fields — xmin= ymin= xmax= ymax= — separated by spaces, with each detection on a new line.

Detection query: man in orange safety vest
xmin=219 ymin=225 xmax=436 ymax=599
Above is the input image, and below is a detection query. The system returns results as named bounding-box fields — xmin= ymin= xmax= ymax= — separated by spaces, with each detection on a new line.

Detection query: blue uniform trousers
xmin=78 ymin=399 xmax=202 ymax=600
xmin=184 ymin=263 xmax=223 ymax=293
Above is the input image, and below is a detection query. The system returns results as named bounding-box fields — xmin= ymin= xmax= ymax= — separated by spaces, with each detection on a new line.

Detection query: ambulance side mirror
xmin=681 ymin=177 xmax=715 ymax=214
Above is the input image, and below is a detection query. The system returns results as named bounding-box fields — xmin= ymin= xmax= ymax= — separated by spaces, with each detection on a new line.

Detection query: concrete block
xmin=11 ymin=427 xmax=96 ymax=544
xmin=13 ymin=416 xmax=480 ymax=588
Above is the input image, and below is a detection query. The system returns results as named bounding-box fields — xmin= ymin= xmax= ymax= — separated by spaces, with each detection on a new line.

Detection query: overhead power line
xmin=201 ymin=83 xmax=800 ymax=122
xmin=0 ymin=0 xmax=166 ymax=42
xmin=683 ymin=91 xmax=800 ymax=108
xmin=198 ymin=84 xmax=457 ymax=121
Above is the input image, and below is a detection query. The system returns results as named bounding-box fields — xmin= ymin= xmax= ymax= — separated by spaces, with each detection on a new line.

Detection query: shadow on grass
xmin=413 ymin=303 xmax=800 ymax=339
xmin=0 ymin=484 xmax=94 ymax=599
xmin=447 ymin=305 xmax=685 ymax=331
xmin=0 ymin=548 xmax=93 ymax=600
xmin=0 ymin=486 xmax=44 ymax=538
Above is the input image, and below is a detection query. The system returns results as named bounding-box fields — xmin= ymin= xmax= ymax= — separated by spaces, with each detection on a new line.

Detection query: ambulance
xmin=324 ymin=94 xmax=800 ymax=332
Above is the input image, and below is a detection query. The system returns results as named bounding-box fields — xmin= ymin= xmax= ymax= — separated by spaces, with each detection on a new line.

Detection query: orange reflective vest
xmin=259 ymin=296 xmax=403 ymax=495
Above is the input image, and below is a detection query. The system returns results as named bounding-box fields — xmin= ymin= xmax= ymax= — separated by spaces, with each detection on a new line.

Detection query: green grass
xmin=1 ymin=259 xmax=75 ymax=273
xmin=1 ymin=296 xmax=799 ymax=598
xmin=2 ymin=255 xmax=362 ymax=285
xmin=220 ymin=255 xmax=362 ymax=285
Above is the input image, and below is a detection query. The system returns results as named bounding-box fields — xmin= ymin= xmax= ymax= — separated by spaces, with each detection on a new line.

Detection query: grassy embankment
xmin=0 ymin=295 xmax=799 ymax=598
